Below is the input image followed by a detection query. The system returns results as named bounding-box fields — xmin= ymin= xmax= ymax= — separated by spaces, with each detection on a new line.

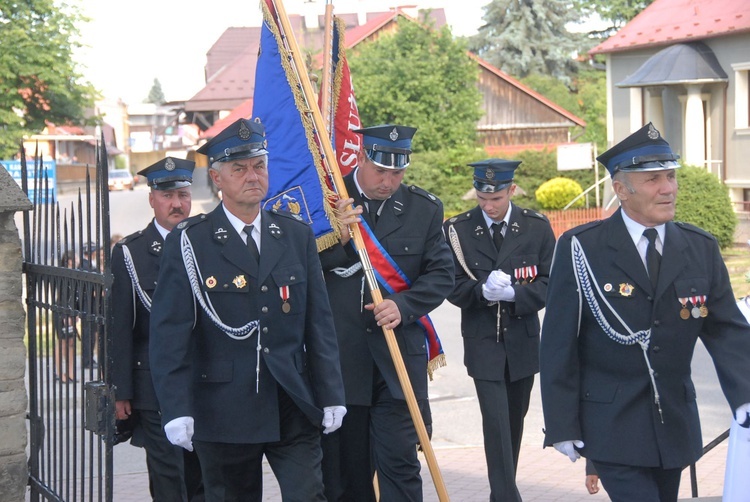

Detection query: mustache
xmin=169 ymin=209 xmax=184 ymax=216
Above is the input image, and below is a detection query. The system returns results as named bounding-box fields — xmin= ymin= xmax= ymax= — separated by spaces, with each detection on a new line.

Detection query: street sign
xmin=1 ymin=159 xmax=57 ymax=204
xmin=557 ymin=142 xmax=593 ymax=171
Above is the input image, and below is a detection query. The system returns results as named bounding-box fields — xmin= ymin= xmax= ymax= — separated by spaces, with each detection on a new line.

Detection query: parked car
xmin=108 ymin=170 xmax=134 ymax=191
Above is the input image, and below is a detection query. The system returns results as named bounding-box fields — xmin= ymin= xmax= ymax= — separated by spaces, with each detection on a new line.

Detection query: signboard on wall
xmin=557 ymin=142 xmax=594 ymax=171
xmin=1 ymin=159 xmax=57 ymax=204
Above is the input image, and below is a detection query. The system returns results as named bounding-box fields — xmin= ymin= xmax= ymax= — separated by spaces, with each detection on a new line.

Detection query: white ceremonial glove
xmin=495 ymin=284 xmax=515 ymax=302
xmin=322 ymin=406 xmax=347 ymax=434
xmin=735 ymin=403 xmax=750 ymax=428
xmin=554 ymin=440 xmax=584 ymax=462
xmin=482 ymin=283 xmax=504 ymax=302
xmin=486 ymin=270 xmax=512 ymax=290
xmin=164 ymin=416 xmax=195 ymax=451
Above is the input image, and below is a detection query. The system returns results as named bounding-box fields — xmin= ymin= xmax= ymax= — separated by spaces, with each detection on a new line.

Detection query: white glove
xmin=554 ymin=440 xmax=584 ymax=462
xmin=482 ymin=283 xmax=515 ymax=302
xmin=322 ymin=405 xmax=347 ymax=434
xmin=486 ymin=270 xmax=511 ymax=290
xmin=164 ymin=416 xmax=195 ymax=451
xmin=736 ymin=403 xmax=750 ymax=428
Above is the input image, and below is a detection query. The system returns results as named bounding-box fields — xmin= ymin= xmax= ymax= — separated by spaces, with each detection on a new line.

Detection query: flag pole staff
xmin=319 ymin=0 xmax=335 ymax=134
xmin=268 ymin=0 xmax=449 ymax=499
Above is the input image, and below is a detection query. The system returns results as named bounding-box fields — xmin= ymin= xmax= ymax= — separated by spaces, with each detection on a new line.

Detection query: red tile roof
xmin=590 ymin=0 xmax=750 ymax=54
xmin=200 ymin=99 xmax=253 ymax=139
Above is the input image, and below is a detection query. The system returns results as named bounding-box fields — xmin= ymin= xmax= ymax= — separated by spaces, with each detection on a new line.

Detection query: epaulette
xmin=445 ymin=210 xmax=473 ymax=225
xmin=408 ymin=185 xmax=440 ymax=205
xmin=520 ymin=208 xmax=549 ymax=222
xmin=174 ymin=213 xmax=209 ymax=231
xmin=564 ymin=218 xmax=604 ymax=236
xmin=674 ymin=221 xmax=715 ymax=240
xmin=116 ymin=230 xmax=143 ymax=247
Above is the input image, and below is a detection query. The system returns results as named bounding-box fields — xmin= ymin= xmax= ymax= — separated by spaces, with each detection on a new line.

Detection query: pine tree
xmin=469 ymin=0 xmax=583 ymax=84
xmin=146 ymin=78 xmax=166 ymax=105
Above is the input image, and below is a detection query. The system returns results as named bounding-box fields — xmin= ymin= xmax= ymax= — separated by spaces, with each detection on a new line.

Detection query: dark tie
xmin=491 ymin=222 xmax=505 ymax=252
xmin=644 ymin=228 xmax=661 ymax=289
xmin=244 ymin=225 xmax=260 ymax=263
xmin=364 ymin=196 xmax=383 ymax=223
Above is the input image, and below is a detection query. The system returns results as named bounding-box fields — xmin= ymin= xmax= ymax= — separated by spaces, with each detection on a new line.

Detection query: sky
xmin=74 ymin=0 xmax=489 ymax=106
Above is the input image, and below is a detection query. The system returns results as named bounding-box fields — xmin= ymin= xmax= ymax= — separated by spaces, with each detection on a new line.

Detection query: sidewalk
xmin=112 ymin=439 xmax=728 ymax=501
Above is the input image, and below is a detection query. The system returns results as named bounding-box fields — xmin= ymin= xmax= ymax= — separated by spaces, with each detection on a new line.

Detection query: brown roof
xmin=590 ymin=0 xmax=750 ymax=54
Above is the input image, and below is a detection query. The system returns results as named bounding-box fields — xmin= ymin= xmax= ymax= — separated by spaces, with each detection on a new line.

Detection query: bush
xmin=535 ymin=177 xmax=584 ymax=210
xmin=675 ymin=165 xmax=737 ymax=249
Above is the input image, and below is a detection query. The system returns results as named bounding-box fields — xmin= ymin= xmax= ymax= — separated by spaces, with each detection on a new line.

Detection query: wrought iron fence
xmin=22 ymin=137 xmax=114 ymax=502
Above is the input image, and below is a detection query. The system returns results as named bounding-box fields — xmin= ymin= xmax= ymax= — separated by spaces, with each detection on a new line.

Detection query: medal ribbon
xmin=354 ymin=218 xmax=445 ymax=370
xmin=279 ymin=285 xmax=290 ymax=302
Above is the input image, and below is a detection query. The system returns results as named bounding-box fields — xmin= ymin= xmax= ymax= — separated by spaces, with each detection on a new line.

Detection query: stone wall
xmin=0 ymin=166 xmax=32 ymax=501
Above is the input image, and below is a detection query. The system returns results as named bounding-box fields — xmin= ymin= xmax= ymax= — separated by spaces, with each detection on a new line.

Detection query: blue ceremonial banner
xmin=254 ymin=0 xmax=339 ymax=251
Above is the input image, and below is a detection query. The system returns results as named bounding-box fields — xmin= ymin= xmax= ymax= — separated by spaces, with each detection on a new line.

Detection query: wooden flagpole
xmin=268 ymin=0 xmax=449 ymax=499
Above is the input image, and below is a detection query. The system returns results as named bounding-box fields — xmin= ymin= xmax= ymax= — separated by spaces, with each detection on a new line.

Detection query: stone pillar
xmin=0 ymin=165 xmax=32 ymax=502
xmin=684 ymin=84 xmax=706 ymax=167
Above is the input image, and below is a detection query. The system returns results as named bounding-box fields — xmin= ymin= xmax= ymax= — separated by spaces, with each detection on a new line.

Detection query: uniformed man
xmin=540 ymin=123 xmax=750 ymax=502
xmin=319 ymin=124 xmax=454 ymax=501
xmin=149 ymin=118 xmax=346 ymax=501
xmin=443 ymin=159 xmax=555 ymax=501
xmin=111 ymin=157 xmax=204 ymax=501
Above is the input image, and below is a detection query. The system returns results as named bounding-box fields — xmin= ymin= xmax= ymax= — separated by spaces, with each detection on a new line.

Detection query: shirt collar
xmin=221 ymin=204 xmax=262 ymax=244
xmin=153 ymin=219 xmax=170 ymax=240
xmin=621 ymin=209 xmax=665 ymax=248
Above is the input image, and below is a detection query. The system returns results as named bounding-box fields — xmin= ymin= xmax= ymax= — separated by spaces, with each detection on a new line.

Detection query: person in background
xmin=319 ymin=124 xmax=454 ymax=501
xmin=540 ymin=123 xmax=750 ymax=502
xmin=54 ymin=250 xmax=78 ymax=383
xmin=111 ymin=157 xmax=204 ymax=501
xmin=149 ymin=118 xmax=345 ymax=501
xmin=443 ymin=159 xmax=555 ymax=502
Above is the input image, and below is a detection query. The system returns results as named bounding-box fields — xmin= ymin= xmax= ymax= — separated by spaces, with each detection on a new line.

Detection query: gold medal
xmin=282 ymin=301 xmax=291 ymax=313
xmin=700 ymin=305 xmax=708 ymax=317
xmin=206 ymin=276 xmax=217 ymax=289
xmin=232 ymin=275 xmax=247 ymax=289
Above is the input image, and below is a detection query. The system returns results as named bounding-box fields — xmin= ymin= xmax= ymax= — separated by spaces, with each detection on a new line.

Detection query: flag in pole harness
xmin=254 ymin=0 xmax=340 ymax=251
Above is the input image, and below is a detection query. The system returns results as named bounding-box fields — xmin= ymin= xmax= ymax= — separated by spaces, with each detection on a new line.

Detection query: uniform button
xmin=585 ymin=392 xmax=590 ymax=398
xmin=201 ymin=374 xmax=207 ymax=379
xmin=262 ymin=327 xmax=268 ymax=333
xmin=653 ymin=320 xmax=661 ymax=327
xmin=223 ymin=284 xmax=229 ymax=289
xmin=502 ymin=309 xmax=506 ymax=314
xmin=366 ymin=328 xmax=373 ymax=333
xmin=261 ymin=285 xmax=268 ymax=292
xmin=290 ymin=276 xmax=296 ymax=281
xmin=404 ymin=246 xmax=409 ymax=251
xmin=261 ymin=306 xmax=268 ymax=313
xmin=647 ymin=296 xmax=653 ymax=301
xmin=653 ymin=346 xmax=660 ymax=352
xmin=263 ymin=347 xmax=270 ymax=354
xmin=136 ymin=361 xmax=141 ymax=366
xmin=408 ymin=315 xmax=415 ymax=321
xmin=653 ymin=372 xmax=659 ymax=378
xmin=503 ymin=327 xmax=508 ymax=332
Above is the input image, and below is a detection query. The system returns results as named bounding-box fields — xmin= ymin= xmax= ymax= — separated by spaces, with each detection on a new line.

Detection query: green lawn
xmin=723 ymin=244 xmax=750 ymax=299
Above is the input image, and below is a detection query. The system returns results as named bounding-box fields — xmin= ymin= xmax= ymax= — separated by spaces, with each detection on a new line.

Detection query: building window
xmin=732 ymin=63 xmax=750 ymax=131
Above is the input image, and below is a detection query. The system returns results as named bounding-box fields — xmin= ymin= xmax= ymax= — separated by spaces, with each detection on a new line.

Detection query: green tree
xmin=469 ymin=0 xmax=583 ymax=84
xmin=675 ymin=165 xmax=737 ymax=249
xmin=572 ymin=0 xmax=655 ymax=37
xmin=146 ymin=78 xmax=166 ymax=105
xmin=0 ymin=0 xmax=98 ymax=158
xmin=349 ymin=17 xmax=482 ymax=152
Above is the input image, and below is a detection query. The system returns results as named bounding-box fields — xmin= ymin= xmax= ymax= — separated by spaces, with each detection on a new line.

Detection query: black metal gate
xmin=22 ymin=137 xmax=114 ymax=501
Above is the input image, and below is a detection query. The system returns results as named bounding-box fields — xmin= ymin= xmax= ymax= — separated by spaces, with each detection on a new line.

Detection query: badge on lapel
xmin=214 ymin=227 xmax=229 ymax=242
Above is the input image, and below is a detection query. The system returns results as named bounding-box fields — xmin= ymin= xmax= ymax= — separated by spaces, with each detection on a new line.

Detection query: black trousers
xmin=133 ymin=409 xmax=189 ymax=502
xmin=195 ymin=390 xmax=324 ymax=502
xmin=591 ymin=460 xmax=682 ymax=502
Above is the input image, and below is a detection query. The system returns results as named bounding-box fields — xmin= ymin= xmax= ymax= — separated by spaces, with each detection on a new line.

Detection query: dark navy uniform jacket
xmin=149 ymin=204 xmax=345 ymax=444
xmin=111 ymin=221 xmax=163 ymax=411
xmin=443 ymin=204 xmax=555 ymax=382
xmin=318 ymin=173 xmax=454 ymax=406
xmin=540 ymin=209 xmax=750 ymax=469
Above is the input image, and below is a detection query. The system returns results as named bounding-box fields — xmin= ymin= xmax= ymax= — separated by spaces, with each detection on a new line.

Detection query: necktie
xmin=244 ymin=225 xmax=260 ymax=263
xmin=364 ymin=197 xmax=383 ymax=223
xmin=644 ymin=228 xmax=660 ymax=289
xmin=491 ymin=222 xmax=505 ymax=252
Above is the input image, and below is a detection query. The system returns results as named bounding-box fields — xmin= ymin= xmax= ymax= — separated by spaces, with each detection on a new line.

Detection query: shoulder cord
xmin=122 ymin=244 xmax=152 ymax=313
xmin=449 ymin=224 xmax=502 ymax=342
xmin=571 ymin=235 xmax=663 ymax=423
xmin=180 ymin=230 xmax=259 ymax=341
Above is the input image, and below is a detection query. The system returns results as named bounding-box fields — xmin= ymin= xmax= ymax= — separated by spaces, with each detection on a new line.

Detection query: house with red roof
xmin=185 ymin=6 xmax=585 ymax=160
xmin=590 ymin=0 xmax=750 ymax=212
